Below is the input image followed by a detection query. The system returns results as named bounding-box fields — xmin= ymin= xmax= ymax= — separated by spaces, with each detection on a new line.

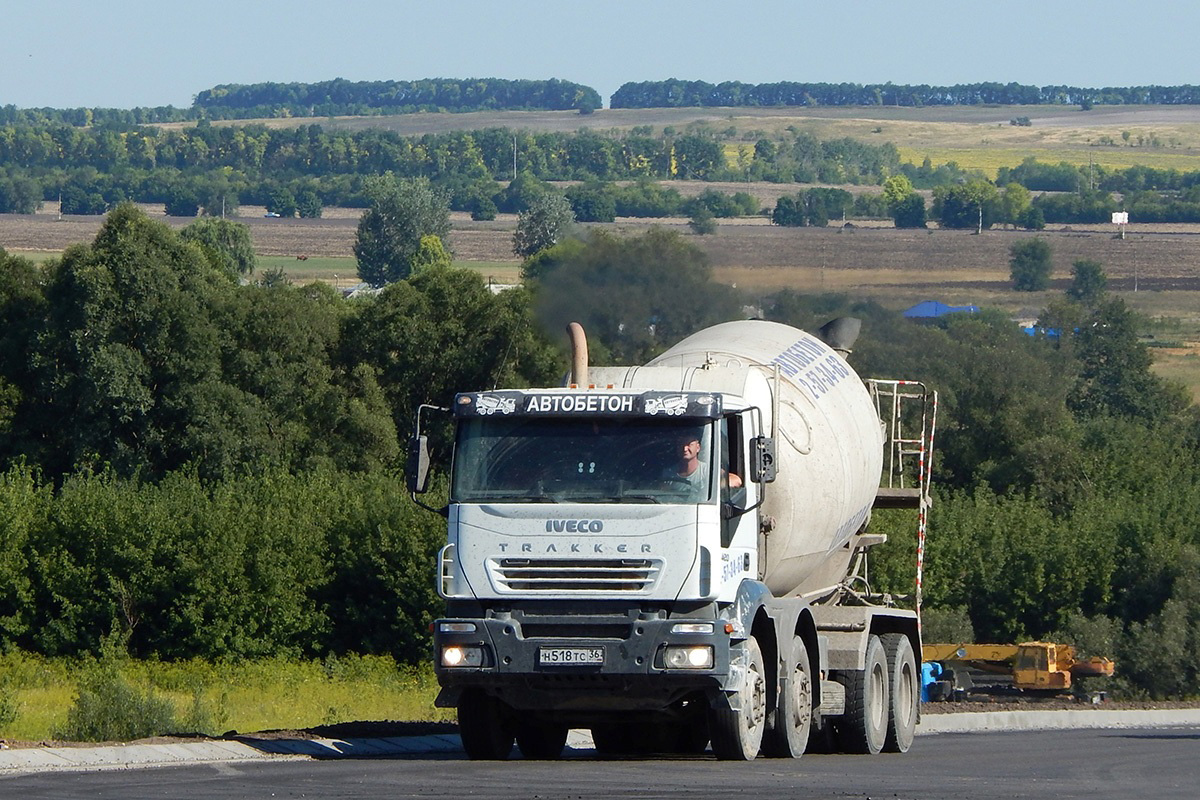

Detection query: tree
xmin=1009 ymin=238 xmax=1053 ymax=291
xmin=497 ymin=172 xmax=549 ymax=214
xmin=772 ymin=189 xmax=850 ymax=227
xmin=59 ymin=185 xmax=107 ymax=215
xmin=0 ymin=174 xmax=41 ymax=214
xmin=1017 ymin=205 xmax=1046 ymax=230
xmin=409 ymin=235 xmax=452 ymax=276
xmin=354 ymin=175 xmax=452 ymax=287
xmin=565 ymin=183 xmax=616 ymax=222
xmin=1067 ymin=259 xmax=1107 ymax=306
xmin=882 ymin=175 xmax=914 ymax=209
xmin=1000 ymin=183 xmax=1033 ymax=228
xmin=180 ymin=217 xmax=258 ymax=278
xmin=340 ymin=267 xmax=560 ymax=440
xmin=296 ymin=189 xmax=323 ymax=219
xmin=529 ymin=227 xmax=743 ymax=364
xmin=688 ymin=206 xmax=717 ymax=235
xmin=162 ymin=183 xmax=200 ymax=217
xmin=890 ymin=192 xmax=927 ymax=229
xmin=933 ymin=181 xmax=1000 ymax=232
xmin=513 ymin=193 xmax=576 ymax=259
xmin=266 ymin=188 xmax=297 ymax=218
xmin=1069 ymin=298 xmax=1187 ymax=422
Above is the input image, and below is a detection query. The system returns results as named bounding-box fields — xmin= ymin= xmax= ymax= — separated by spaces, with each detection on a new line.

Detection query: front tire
xmin=763 ymin=635 xmax=812 ymax=758
xmin=881 ymin=633 xmax=918 ymax=753
xmin=458 ymin=689 xmax=515 ymax=760
xmin=834 ymin=634 xmax=889 ymax=755
xmin=709 ymin=636 xmax=767 ymax=760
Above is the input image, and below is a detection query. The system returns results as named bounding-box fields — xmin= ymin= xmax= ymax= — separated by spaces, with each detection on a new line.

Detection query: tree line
xmin=0 ymin=120 xmax=895 ymax=183
xmin=193 ymin=78 xmax=603 ymax=118
xmin=611 ymin=79 xmax=1200 ymax=109
xmin=0 ymin=78 xmax=603 ymax=128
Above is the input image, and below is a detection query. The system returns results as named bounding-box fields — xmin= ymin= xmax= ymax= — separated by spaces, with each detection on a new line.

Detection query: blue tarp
xmin=903 ymin=301 xmax=980 ymax=319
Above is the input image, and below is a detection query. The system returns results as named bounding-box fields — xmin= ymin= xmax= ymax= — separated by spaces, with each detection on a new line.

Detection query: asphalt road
xmin=2 ymin=726 xmax=1196 ymax=800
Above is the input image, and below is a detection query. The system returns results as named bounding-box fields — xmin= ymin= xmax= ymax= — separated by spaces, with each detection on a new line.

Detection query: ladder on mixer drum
xmin=866 ymin=379 xmax=938 ymax=617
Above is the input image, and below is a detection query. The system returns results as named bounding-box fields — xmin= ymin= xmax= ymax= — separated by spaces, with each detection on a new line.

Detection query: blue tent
xmin=903 ymin=300 xmax=980 ymax=319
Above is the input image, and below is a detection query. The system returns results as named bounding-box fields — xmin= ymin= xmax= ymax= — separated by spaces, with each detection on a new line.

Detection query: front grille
xmin=522 ymin=622 xmax=630 ymax=638
xmin=491 ymin=558 xmax=660 ymax=593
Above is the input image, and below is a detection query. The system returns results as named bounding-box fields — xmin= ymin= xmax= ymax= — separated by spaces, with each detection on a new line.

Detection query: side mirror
xmin=750 ymin=436 xmax=777 ymax=483
xmin=407 ymin=435 xmax=432 ymax=494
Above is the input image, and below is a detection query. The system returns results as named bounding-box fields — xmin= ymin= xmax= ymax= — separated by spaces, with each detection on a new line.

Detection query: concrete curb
xmin=0 ymin=712 xmax=1196 ymax=775
xmin=917 ymin=707 xmax=1200 ymax=735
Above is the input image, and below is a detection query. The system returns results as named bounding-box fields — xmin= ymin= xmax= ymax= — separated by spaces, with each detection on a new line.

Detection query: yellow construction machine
xmin=922 ymin=641 xmax=1115 ymax=694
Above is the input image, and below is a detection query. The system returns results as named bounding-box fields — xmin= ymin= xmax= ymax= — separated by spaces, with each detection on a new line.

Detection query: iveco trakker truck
xmin=408 ymin=319 xmax=935 ymax=760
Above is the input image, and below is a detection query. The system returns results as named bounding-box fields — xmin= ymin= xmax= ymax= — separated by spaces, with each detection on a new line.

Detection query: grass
xmin=1150 ymin=347 xmax=1200 ymax=403
xmin=7 ymin=249 xmax=58 ymax=263
xmin=0 ymin=651 xmax=450 ymax=742
xmin=254 ymin=257 xmax=522 ymax=287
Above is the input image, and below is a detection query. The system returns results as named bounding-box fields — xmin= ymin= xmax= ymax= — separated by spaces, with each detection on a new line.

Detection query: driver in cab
xmin=667 ymin=431 xmax=742 ymax=499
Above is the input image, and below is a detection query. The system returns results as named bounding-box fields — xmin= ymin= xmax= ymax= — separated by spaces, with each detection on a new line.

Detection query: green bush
xmin=53 ymin=637 xmax=178 ymax=742
xmin=920 ymin=606 xmax=975 ymax=644
xmin=0 ymin=681 xmax=18 ymax=730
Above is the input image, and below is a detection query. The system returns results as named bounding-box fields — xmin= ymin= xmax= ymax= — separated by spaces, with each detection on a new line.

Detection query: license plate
xmin=538 ymin=646 xmax=604 ymax=665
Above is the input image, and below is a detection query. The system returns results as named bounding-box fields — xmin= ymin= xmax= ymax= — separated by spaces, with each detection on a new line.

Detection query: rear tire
xmin=516 ymin=721 xmax=569 ymax=759
xmin=881 ymin=633 xmax=918 ymax=753
xmin=833 ymin=634 xmax=889 ymax=755
xmin=457 ymin=690 xmax=515 ymax=760
xmin=762 ymin=635 xmax=812 ymax=758
xmin=709 ymin=636 xmax=767 ymax=760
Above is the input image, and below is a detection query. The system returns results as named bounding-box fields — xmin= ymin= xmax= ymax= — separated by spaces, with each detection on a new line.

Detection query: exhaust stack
xmin=567 ymin=322 xmax=589 ymax=386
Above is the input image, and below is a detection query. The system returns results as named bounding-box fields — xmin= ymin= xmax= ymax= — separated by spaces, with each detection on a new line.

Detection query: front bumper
xmin=433 ymin=607 xmax=734 ymax=713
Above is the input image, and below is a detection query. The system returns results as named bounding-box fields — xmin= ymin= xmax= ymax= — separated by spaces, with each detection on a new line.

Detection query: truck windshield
xmin=452 ymin=417 xmax=715 ymax=504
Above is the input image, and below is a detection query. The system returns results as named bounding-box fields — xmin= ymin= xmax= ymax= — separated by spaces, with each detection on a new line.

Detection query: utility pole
xmin=513 ymin=134 xmax=518 ymax=181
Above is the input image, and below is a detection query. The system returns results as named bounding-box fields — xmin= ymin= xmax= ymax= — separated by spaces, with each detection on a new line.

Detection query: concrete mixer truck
xmin=407 ymin=319 xmax=936 ymax=760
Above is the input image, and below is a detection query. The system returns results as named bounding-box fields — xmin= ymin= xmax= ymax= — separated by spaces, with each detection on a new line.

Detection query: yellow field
xmin=895 ymin=146 xmax=1200 ymax=179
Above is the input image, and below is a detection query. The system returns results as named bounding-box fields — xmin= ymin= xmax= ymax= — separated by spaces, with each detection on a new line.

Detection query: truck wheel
xmin=763 ymin=635 xmax=812 ymax=758
xmin=457 ymin=689 xmax=515 ymax=760
xmin=516 ymin=721 xmax=569 ymax=759
xmin=834 ymin=633 xmax=889 ymax=754
xmin=881 ymin=633 xmax=918 ymax=753
xmin=709 ymin=636 xmax=767 ymax=760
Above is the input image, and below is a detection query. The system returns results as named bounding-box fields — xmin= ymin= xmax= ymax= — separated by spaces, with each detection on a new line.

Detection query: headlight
xmin=441 ymin=645 xmax=485 ymax=667
xmin=671 ymin=622 xmax=714 ymax=634
xmin=664 ymin=645 xmax=714 ymax=669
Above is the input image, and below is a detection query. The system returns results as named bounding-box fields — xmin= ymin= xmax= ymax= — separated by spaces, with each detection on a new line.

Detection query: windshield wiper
xmin=598 ymin=494 xmax=661 ymax=504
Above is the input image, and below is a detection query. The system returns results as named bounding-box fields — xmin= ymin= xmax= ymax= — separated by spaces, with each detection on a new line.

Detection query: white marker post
xmin=1112 ymin=211 xmax=1129 ymax=240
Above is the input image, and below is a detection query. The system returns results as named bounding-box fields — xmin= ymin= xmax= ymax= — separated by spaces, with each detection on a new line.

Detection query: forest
xmin=1 ymin=202 xmax=1198 ymax=698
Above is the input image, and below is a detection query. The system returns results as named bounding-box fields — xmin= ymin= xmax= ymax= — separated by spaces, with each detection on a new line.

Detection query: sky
xmin=5 ymin=1 xmax=1200 ymax=110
